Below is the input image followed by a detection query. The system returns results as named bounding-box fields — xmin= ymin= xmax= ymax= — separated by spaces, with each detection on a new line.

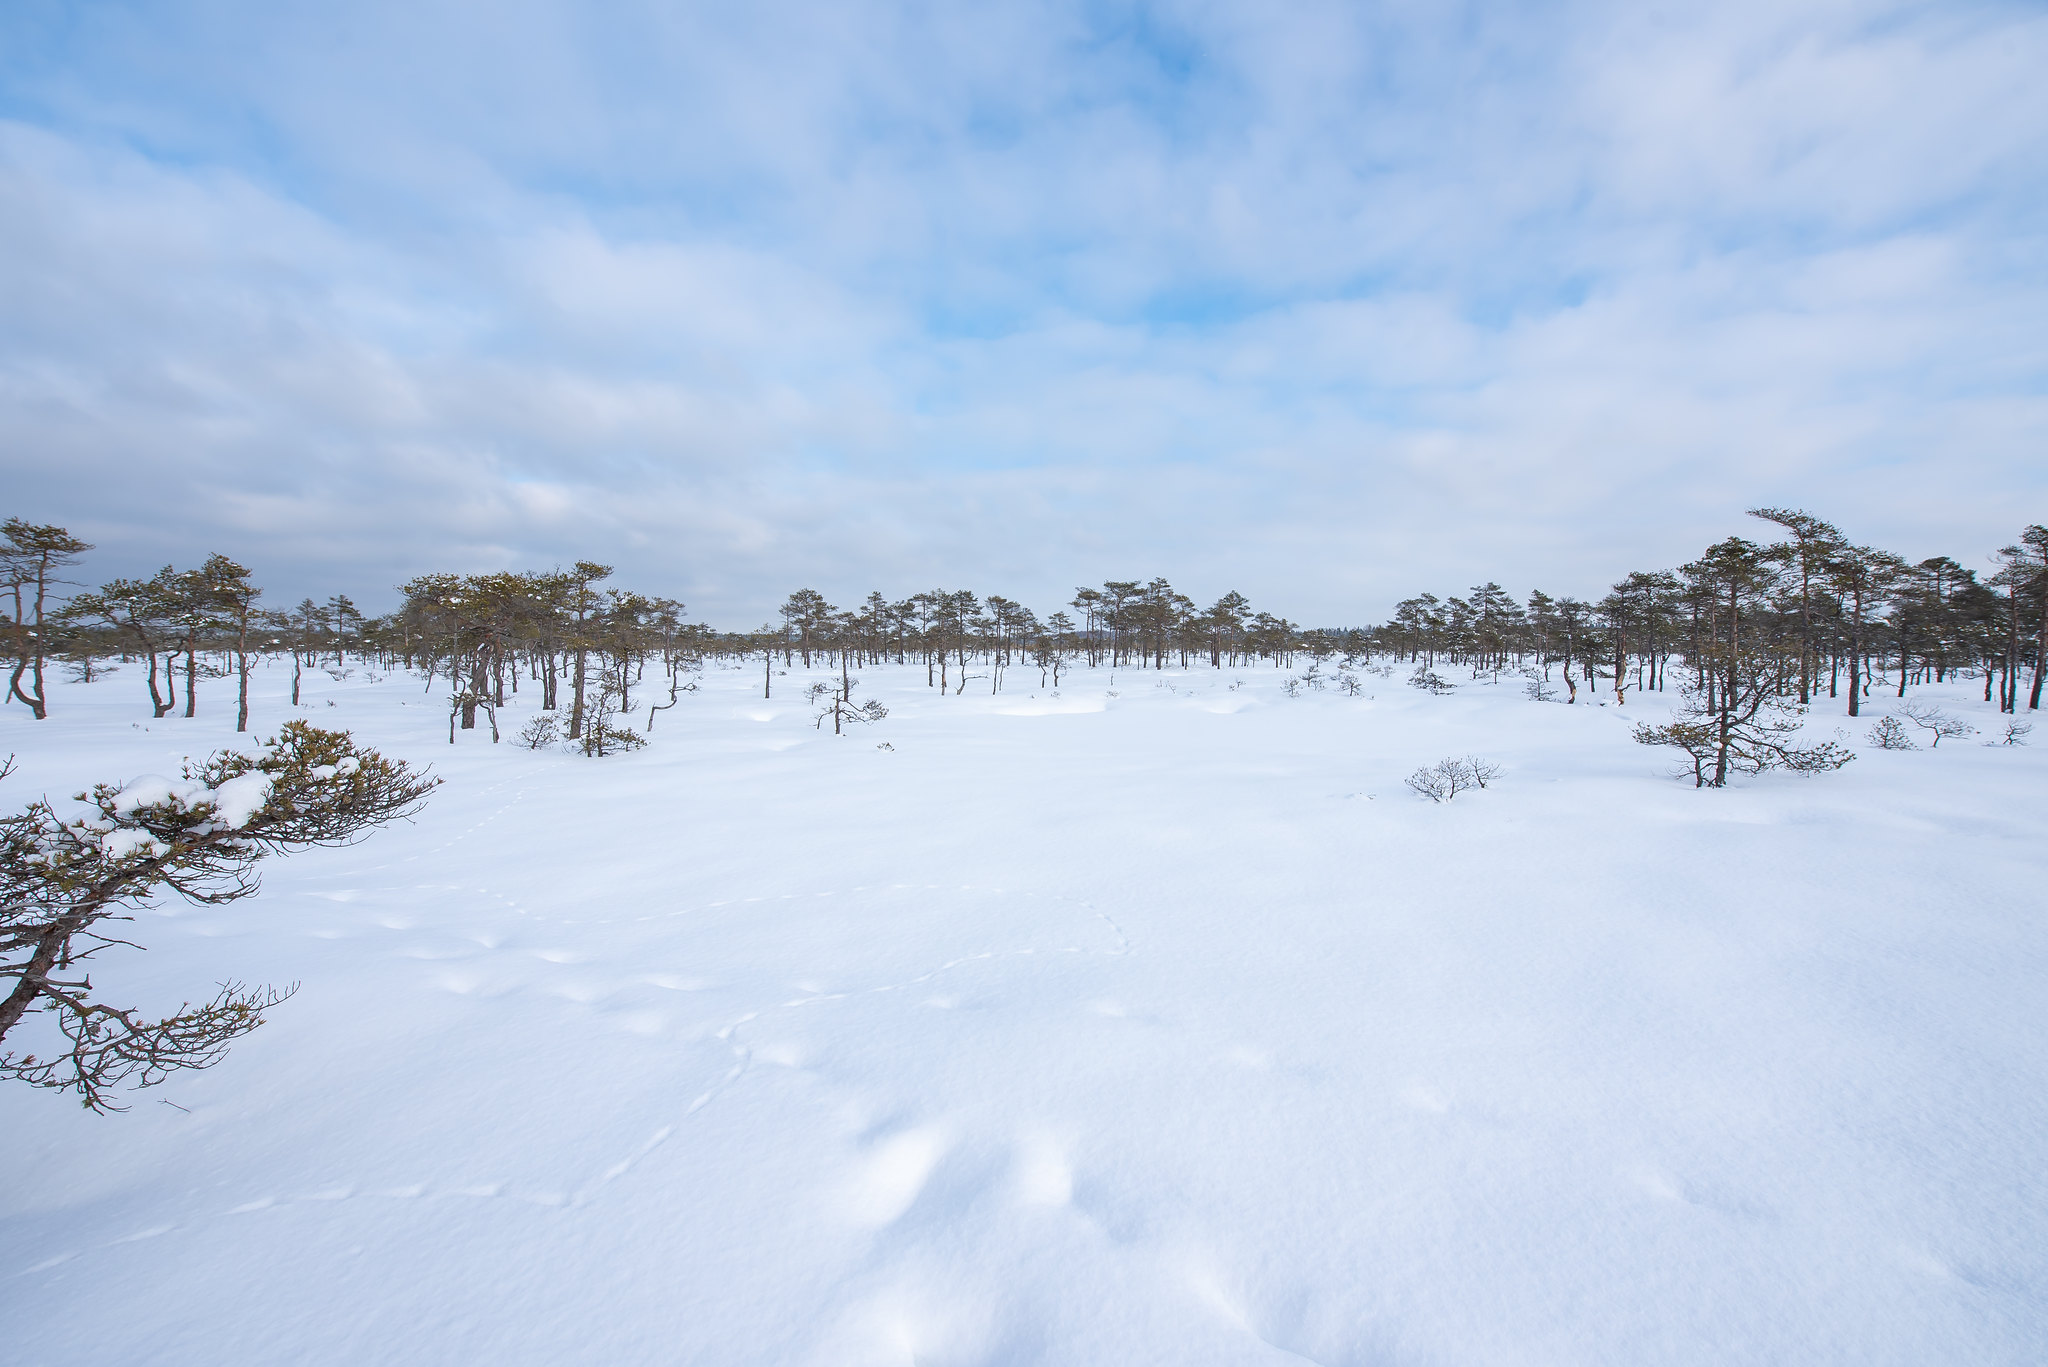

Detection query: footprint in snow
xmin=843 ymin=1126 xmax=952 ymax=1226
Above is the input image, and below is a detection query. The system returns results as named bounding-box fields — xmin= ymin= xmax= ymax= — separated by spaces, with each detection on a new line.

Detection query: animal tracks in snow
xmin=17 ymin=878 xmax=1140 ymax=1286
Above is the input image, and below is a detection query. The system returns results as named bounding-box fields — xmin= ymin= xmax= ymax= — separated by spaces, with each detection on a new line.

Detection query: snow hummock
xmin=3 ymin=661 xmax=2045 ymax=1365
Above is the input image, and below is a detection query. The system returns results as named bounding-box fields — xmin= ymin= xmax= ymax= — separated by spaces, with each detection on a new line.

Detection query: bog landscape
xmin=6 ymin=2 xmax=2046 ymax=1362
xmin=4 ymin=517 xmax=2045 ymax=1364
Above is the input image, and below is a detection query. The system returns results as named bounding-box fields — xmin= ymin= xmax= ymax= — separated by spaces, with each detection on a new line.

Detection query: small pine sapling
xmin=516 ymin=712 xmax=560 ymax=750
xmin=644 ymin=667 xmax=698 ymax=732
xmin=814 ymin=668 xmax=888 ymax=735
xmin=1408 ymin=666 xmax=1454 ymax=695
xmin=577 ymin=663 xmax=646 ymax=755
xmin=577 ymin=717 xmax=646 ymax=755
xmin=1866 ymin=716 xmax=1916 ymax=750
xmin=1633 ymin=672 xmax=1854 ymax=788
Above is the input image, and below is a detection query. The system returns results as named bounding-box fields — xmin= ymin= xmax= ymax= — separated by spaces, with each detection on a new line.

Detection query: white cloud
xmin=1 ymin=1 xmax=2044 ymax=623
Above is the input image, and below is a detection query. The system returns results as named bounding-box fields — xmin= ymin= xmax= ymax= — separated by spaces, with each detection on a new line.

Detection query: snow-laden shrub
xmin=1 ymin=723 xmax=436 ymax=1110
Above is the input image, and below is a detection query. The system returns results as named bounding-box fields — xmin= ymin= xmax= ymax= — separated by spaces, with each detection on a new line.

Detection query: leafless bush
xmin=1405 ymin=766 xmax=1452 ymax=802
xmin=1988 ymin=719 xmax=2033 ymax=747
xmin=1898 ymin=701 xmax=1974 ymax=748
xmin=1405 ymin=756 xmax=1500 ymax=802
xmin=1460 ymin=756 xmax=1503 ymax=788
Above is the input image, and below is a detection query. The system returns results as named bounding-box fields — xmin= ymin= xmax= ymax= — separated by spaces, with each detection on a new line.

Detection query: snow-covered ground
xmin=4 ymin=660 xmax=2045 ymax=1365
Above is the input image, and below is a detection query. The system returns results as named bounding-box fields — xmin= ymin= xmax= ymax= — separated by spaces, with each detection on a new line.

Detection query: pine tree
xmin=2 ymin=520 xmax=93 ymax=720
xmin=1 ymin=723 xmax=437 ymax=1110
xmin=198 ymin=554 xmax=262 ymax=732
xmin=1636 ymin=538 xmax=1853 ymax=786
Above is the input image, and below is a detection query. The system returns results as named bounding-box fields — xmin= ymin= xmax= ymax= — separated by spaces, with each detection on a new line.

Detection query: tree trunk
xmin=1846 ymin=587 xmax=1862 ymax=718
xmin=570 ymin=644 xmax=587 ymax=738
xmin=6 ymin=574 xmax=50 ymax=719
xmin=235 ymin=610 xmax=251 ymax=732
xmin=2031 ymin=588 xmax=2046 ymax=709
xmin=2007 ymin=594 xmax=2023 ymax=717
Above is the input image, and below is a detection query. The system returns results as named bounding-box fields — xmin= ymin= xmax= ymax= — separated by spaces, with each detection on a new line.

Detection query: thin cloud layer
xmin=1 ymin=0 xmax=2043 ymax=622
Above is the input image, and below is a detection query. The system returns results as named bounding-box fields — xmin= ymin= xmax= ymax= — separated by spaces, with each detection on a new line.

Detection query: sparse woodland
xmin=6 ymin=510 xmax=2043 ymax=747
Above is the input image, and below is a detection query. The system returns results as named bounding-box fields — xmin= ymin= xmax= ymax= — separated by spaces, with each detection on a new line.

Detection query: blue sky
xmin=2 ymin=0 xmax=2044 ymax=624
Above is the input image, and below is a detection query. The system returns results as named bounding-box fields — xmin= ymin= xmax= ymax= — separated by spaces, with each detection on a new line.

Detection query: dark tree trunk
xmin=235 ymin=610 xmax=251 ymax=732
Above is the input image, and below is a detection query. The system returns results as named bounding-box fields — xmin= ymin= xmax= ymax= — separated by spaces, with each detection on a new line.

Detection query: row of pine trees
xmin=5 ymin=511 xmax=2046 ymax=739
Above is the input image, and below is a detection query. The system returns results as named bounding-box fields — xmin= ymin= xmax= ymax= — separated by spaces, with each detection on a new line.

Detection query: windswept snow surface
xmin=4 ymin=663 xmax=2045 ymax=1365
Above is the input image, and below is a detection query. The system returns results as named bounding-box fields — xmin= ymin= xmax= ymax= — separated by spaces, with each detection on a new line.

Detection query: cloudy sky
xmin=2 ymin=0 xmax=2043 ymax=625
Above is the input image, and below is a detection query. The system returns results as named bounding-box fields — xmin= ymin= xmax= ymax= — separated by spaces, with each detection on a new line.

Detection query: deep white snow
xmin=4 ymin=661 xmax=2045 ymax=1365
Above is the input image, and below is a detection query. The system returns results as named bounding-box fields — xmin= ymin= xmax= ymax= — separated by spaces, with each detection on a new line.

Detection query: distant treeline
xmin=5 ymin=510 xmax=2045 ymax=741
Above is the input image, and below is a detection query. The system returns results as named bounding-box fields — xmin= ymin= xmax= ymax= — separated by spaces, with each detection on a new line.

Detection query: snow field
xmin=3 ymin=661 xmax=2045 ymax=1365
